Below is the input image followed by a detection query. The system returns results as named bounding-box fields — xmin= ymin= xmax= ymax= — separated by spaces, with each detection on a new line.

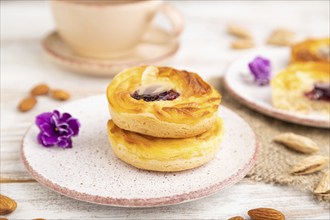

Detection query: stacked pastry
xmin=106 ymin=66 xmax=223 ymax=172
xmin=271 ymin=38 xmax=330 ymax=115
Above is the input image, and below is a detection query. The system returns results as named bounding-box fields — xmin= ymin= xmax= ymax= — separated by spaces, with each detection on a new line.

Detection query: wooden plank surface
xmin=1 ymin=180 xmax=329 ymax=220
xmin=1 ymin=1 xmax=329 ymax=219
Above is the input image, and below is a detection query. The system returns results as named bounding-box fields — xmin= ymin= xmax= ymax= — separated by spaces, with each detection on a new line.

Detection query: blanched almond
xmin=291 ymin=156 xmax=329 ymax=175
xmin=274 ymin=133 xmax=319 ymax=154
xmin=314 ymin=172 xmax=330 ymax=194
xmin=227 ymin=24 xmax=252 ymax=39
xmin=141 ymin=66 xmax=159 ymax=84
xmin=231 ymin=39 xmax=254 ymax=49
xmin=267 ymin=28 xmax=296 ymax=46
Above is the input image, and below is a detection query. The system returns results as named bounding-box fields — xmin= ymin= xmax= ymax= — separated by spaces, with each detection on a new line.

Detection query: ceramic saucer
xmin=224 ymin=48 xmax=330 ymax=128
xmin=42 ymin=27 xmax=179 ymax=77
xmin=21 ymin=95 xmax=258 ymax=207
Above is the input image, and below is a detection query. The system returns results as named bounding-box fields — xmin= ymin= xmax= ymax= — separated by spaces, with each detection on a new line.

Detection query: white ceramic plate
xmin=224 ymin=48 xmax=330 ymax=128
xmin=21 ymin=95 xmax=258 ymax=207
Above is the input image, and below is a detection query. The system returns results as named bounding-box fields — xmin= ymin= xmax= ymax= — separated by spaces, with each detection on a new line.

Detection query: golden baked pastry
xmin=106 ymin=66 xmax=221 ymax=138
xmin=271 ymin=62 xmax=330 ymax=115
xmin=291 ymin=38 xmax=330 ymax=63
xmin=107 ymin=118 xmax=224 ymax=172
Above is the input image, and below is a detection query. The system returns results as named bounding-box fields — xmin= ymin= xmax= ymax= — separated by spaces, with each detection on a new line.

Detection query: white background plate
xmin=21 ymin=95 xmax=258 ymax=207
xmin=224 ymin=48 xmax=330 ymax=128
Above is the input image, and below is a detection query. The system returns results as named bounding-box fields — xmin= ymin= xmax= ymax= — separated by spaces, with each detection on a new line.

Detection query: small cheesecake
xmin=271 ymin=62 xmax=330 ymax=115
xmin=107 ymin=118 xmax=224 ymax=172
xmin=106 ymin=66 xmax=221 ymax=138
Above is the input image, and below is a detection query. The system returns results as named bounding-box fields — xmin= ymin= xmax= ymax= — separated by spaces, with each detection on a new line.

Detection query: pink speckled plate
xmin=224 ymin=48 xmax=330 ymax=128
xmin=42 ymin=28 xmax=179 ymax=77
xmin=21 ymin=95 xmax=257 ymax=207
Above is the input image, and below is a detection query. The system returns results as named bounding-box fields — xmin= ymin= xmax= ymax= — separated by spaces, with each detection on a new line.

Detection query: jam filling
xmin=131 ymin=89 xmax=180 ymax=102
xmin=305 ymin=83 xmax=330 ymax=102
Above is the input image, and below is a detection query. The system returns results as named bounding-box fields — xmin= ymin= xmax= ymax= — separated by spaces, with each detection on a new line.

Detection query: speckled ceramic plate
xmin=42 ymin=28 xmax=179 ymax=77
xmin=224 ymin=48 xmax=330 ymax=128
xmin=21 ymin=95 xmax=258 ymax=207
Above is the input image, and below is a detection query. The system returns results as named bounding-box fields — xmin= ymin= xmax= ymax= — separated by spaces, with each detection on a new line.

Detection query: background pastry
xmin=291 ymin=38 xmax=330 ymax=63
xmin=271 ymin=62 xmax=330 ymax=115
xmin=107 ymin=118 xmax=224 ymax=172
xmin=106 ymin=66 xmax=221 ymax=138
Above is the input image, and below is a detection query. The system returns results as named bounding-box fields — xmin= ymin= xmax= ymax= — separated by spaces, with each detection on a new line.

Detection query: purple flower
xmin=248 ymin=56 xmax=272 ymax=85
xmin=35 ymin=110 xmax=80 ymax=148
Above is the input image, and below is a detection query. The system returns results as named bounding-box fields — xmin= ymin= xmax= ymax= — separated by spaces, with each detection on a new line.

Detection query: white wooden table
xmin=1 ymin=1 xmax=329 ymax=219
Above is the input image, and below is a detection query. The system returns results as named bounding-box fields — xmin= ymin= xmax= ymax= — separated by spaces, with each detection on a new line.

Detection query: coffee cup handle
xmin=142 ymin=4 xmax=184 ymax=44
xmin=160 ymin=3 xmax=184 ymax=38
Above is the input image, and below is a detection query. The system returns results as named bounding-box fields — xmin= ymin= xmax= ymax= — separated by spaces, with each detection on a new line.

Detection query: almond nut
xmin=51 ymin=89 xmax=70 ymax=101
xmin=30 ymin=84 xmax=50 ymax=96
xmin=248 ymin=208 xmax=285 ymax=220
xmin=0 ymin=194 xmax=17 ymax=215
xmin=227 ymin=24 xmax=252 ymax=39
xmin=314 ymin=172 xmax=330 ymax=194
xmin=274 ymin=133 xmax=319 ymax=154
xmin=267 ymin=28 xmax=296 ymax=46
xmin=231 ymin=39 xmax=254 ymax=49
xmin=228 ymin=216 xmax=245 ymax=220
xmin=291 ymin=155 xmax=329 ymax=175
xmin=141 ymin=66 xmax=159 ymax=83
xmin=18 ymin=96 xmax=37 ymax=112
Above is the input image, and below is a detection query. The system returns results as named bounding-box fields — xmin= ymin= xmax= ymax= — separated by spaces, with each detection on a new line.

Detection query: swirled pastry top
xmin=107 ymin=117 xmax=223 ymax=161
xmin=271 ymin=62 xmax=330 ymax=92
xmin=106 ymin=66 xmax=221 ymax=124
xmin=291 ymin=38 xmax=330 ymax=63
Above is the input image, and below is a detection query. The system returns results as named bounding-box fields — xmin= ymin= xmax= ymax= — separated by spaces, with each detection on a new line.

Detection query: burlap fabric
xmin=216 ymin=78 xmax=330 ymax=205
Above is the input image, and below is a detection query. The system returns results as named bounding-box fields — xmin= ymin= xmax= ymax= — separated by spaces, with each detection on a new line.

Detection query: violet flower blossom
xmin=248 ymin=56 xmax=272 ymax=85
xmin=35 ymin=110 xmax=80 ymax=148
